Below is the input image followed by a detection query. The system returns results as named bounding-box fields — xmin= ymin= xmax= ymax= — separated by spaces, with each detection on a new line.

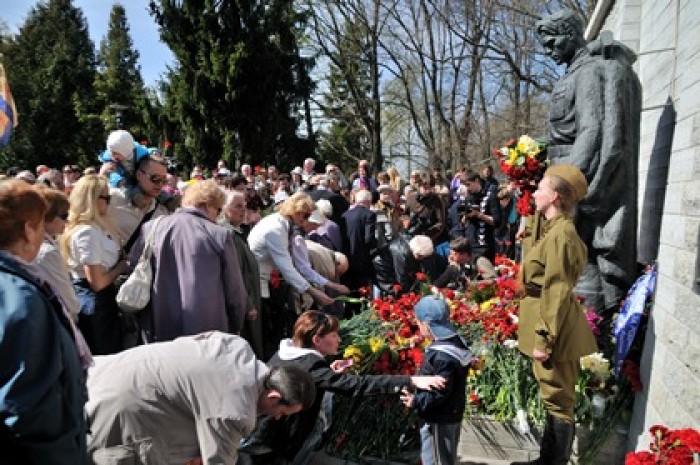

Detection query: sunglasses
xmin=99 ymin=194 xmax=111 ymax=204
xmin=140 ymin=169 xmax=167 ymax=185
xmin=58 ymin=212 xmax=69 ymax=220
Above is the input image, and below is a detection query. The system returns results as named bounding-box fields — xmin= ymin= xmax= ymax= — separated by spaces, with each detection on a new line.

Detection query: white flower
xmin=515 ymin=408 xmax=530 ymax=434
xmin=503 ymin=339 xmax=518 ymax=349
xmin=580 ymin=352 xmax=611 ymax=380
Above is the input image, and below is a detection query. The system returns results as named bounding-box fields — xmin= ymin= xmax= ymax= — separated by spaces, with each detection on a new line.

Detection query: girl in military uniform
xmin=513 ymin=164 xmax=598 ymax=465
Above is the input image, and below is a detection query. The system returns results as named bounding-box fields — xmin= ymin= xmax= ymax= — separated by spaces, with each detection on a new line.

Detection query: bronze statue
xmin=537 ymin=10 xmax=642 ymax=311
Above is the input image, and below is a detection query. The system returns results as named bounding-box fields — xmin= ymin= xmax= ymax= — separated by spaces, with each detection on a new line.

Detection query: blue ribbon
xmin=613 ymin=265 xmax=656 ymax=375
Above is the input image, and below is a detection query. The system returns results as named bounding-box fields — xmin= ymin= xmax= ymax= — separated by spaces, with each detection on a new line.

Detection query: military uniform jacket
xmin=517 ymin=215 xmax=597 ymax=361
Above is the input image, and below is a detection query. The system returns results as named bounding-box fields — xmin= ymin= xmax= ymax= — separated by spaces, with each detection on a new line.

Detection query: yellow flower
xmin=369 ymin=337 xmax=384 ymax=353
xmin=508 ymin=148 xmax=519 ymax=165
xmin=480 ymin=297 xmax=499 ymax=312
xmin=394 ymin=335 xmax=412 ymax=348
xmin=517 ymin=135 xmax=537 ymax=154
xmin=344 ymin=345 xmax=364 ymax=361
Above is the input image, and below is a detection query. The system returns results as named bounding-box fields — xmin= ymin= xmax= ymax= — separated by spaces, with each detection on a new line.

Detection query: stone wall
xmin=592 ymin=0 xmax=700 ymax=452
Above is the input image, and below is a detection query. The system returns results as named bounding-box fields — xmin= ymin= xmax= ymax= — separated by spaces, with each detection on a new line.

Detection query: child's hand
xmin=330 ymin=358 xmax=353 ymax=373
xmin=400 ymin=387 xmax=414 ymax=408
xmin=410 ymin=375 xmax=446 ymax=391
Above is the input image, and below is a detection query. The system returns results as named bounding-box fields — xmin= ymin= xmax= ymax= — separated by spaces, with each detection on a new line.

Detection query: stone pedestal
xmin=457 ymin=417 xmax=628 ymax=465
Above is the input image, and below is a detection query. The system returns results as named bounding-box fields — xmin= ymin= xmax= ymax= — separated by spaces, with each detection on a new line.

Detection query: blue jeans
xmin=420 ymin=422 xmax=461 ymax=465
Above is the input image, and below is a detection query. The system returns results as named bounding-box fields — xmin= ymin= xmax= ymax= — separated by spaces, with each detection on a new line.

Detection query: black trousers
xmin=75 ymin=280 xmax=122 ymax=355
xmin=260 ymin=281 xmax=297 ymax=361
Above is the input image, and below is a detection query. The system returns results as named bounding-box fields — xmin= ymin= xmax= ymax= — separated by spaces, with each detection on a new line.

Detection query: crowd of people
xmin=2 ymin=126 xmax=593 ymax=465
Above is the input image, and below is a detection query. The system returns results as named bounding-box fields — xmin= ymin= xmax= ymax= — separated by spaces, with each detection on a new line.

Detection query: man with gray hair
xmin=339 ymin=190 xmax=377 ymax=304
xmin=86 ymin=333 xmax=315 ymax=465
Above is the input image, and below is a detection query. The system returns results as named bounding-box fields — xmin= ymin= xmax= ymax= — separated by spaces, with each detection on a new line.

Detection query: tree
xmin=315 ymin=21 xmax=374 ymax=170
xmin=149 ymin=0 xmax=315 ymax=171
xmin=309 ymin=0 xmax=385 ymax=173
xmin=94 ymin=4 xmax=154 ymax=144
xmin=0 ymin=0 xmax=100 ymax=170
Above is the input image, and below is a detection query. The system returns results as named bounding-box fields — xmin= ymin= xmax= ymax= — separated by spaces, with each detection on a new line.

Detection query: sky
xmin=2 ymin=0 xmax=174 ymax=86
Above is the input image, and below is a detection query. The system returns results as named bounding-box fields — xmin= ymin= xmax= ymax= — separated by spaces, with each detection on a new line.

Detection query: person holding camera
xmin=405 ymin=172 xmax=447 ymax=245
xmin=447 ymin=172 xmax=501 ymax=263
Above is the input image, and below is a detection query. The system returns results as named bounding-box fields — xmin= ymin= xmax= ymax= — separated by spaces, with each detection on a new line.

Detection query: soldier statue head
xmin=536 ymin=10 xmax=586 ymax=66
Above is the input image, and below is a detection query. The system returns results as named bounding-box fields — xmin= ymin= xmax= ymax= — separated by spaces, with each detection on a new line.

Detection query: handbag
xmin=116 ymin=216 xmax=164 ymax=313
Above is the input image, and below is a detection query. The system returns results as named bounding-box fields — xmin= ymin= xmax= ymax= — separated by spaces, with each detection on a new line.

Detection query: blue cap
xmin=134 ymin=143 xmax=150 ymax=163
xmin=414 ymin=295 xmax=457 ymax=339
xmin=108 ymin=172 xmax=125 ymax=187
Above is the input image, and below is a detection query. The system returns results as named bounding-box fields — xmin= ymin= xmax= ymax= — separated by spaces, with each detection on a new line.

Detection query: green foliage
xmin=149 ymin=0 xmax=315 ymax=171
xmin=0 ymin=0 xmax=101 ymax=169
xmin=316 ymin=18 xmax=376 ymax=171
xmin=94 ymin=4 xmax=155 ymax=144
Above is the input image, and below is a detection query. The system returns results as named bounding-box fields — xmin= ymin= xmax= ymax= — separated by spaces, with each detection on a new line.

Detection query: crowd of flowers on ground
xmin=325 ymin=256 xmax=648 ymax=463
xmin=625 ymin=425 xmax=700 ymax=464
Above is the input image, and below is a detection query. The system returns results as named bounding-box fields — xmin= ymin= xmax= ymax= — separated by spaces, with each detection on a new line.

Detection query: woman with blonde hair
xmin=61 ymin=174 xmax=128 ymax=355
xmin=129 ymin=179 xmax=247 ymax=343
xmin=248 ymin=192 xmax=335 ymax=358
xmin=386 ymin=165 xmax=405 ymax=193
xmin=514 ymin=165 xmax=597 ymax=465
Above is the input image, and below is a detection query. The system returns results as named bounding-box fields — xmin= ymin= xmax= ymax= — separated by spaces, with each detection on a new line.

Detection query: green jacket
xmin=517 ymin=215 xmax=597 ymax=361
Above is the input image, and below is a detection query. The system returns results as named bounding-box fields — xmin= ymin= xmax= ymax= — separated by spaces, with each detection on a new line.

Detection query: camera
xmin=456 ymin=200 xmax=480 ymax=214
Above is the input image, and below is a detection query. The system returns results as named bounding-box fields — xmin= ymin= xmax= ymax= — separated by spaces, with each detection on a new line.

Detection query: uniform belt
xmin=524 ymin=284 xmax=542 ymax=298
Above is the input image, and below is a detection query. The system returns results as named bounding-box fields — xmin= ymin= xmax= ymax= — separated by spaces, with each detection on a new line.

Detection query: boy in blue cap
xmin=401 ymin=295 xmax=472 ymax=465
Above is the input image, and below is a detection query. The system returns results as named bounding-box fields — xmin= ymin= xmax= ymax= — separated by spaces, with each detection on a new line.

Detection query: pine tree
xmin=0 ymin=0 xmax=100 ymax=170
xmin=316 ymin=20 xmax=374 ymax=170
xmin=94 ymin=4 xmax=154 ymax=145
xmin=149 ymin=0 xmax=315 ymax=170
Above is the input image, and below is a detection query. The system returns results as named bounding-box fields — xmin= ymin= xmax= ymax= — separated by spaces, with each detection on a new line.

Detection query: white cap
xmin=274 ymin=190 xmax=289 ymax=205
xmin=308 ymin=209 xmax=326 ymax=225
xmin=291 ymin=166 xmax=303 ymax=176
xmin=106 ymin=130 xmax=135 ymax=160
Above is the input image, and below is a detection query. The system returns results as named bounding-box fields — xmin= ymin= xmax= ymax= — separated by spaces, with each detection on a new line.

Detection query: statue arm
xmin=570 ymin=64 xmax=606 ymax=181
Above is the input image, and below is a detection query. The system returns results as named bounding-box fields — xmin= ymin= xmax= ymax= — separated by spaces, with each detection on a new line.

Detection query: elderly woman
xmin=248 ymin=192 xmax=334 ymax=359
xmin=220 ymin=190 xmax=264 ymax=359
xmin=61 ymin=174 xmax=129 ymax=355
xmin=31 ymin=184 xmax=92 ymax=368
xmin=130 ymin=179 xmax=247 ymax=343
xmin=0 ymin=180 xmax=88 ymax=463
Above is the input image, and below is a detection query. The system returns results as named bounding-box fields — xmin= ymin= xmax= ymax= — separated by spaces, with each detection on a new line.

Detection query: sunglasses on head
xmin=140 ymin=169 xmax=167 ymax=185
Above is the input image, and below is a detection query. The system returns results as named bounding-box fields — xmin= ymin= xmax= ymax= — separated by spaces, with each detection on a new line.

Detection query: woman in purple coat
xmin=129 ymin=180 xmax=247 ymax=342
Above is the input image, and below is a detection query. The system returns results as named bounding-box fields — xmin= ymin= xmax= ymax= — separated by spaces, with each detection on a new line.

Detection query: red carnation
xmin=415 ymin=272 xmax=427 ymax=282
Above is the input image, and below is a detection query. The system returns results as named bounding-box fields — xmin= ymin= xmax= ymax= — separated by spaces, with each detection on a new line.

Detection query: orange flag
xmin=0 ymin=62 xmax=18 ymax=146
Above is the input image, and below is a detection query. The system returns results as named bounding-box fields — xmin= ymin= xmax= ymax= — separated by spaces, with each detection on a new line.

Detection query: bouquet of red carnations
xmin=493 ymin=135 xmax=548 ymax=216
xmin=625 ymin=425 xmax=700 ymax=464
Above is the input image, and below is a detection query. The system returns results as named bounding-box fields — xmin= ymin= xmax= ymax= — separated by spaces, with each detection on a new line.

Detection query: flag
xmin=0 ymin=63 xmax=18 ymax=146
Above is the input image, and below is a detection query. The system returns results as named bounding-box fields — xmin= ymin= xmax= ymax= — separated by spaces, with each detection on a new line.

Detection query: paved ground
xmin=309 ymin=450 xmax=512 ymax=464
